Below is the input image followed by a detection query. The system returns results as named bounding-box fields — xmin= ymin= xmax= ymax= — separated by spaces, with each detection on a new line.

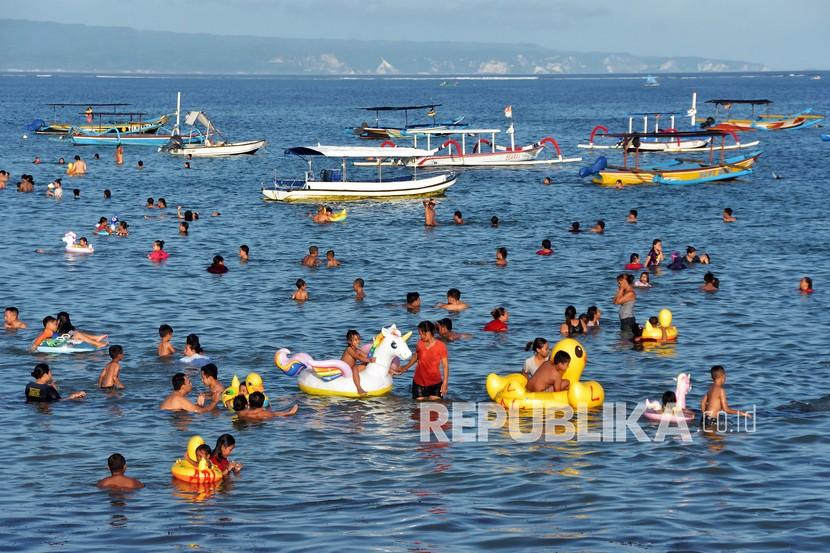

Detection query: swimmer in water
xmin=179 ymin=221 xmax=189 ymax=235
xmin=406 ymin=292 xmax=421 ymax=313
xmin=646 ymin=239 xmax=664 ymax=267
xmin=569 ymin=222 xmax=581 ymax=233
xmin=159 ymin=373 xmax=218 ymax=413
xmin=98 ymin=345 xmax=125 ymax=390
xmin=536 ymin=239 xmax=554 ymax=256
xmin=200 ymin=363 xmax=225 ymax=404
xmin=146 ymin=198 xmax=155 ymax=209
xmin=591 ymin=220 xmax=606 ymax=233
xmin=115 ymin=144 xmax=124 ymax=165
xmin=33 ymin=157 xmax=41 ymax=165
xmin=453 ymin=210 xmax=464 ymax=225
xmin=25 ymin=363 xmax=85 ymax=402
xmin=95 ymin=216 xmax=112 ymax=235
xmin=543 ymin=176 xmax=552 ymax=185
xmin=206 ymin=255 xmax=229 ymax=274
xmin=626 ymin=253 xmax=643 ymax=270
xmin=799 ymin=276 xmax=813 ymax=294
xmin=116 ymin=221 xmax=129 ymax=236
xmin=341 ymin=329 xmax=374 ymax=396
xmin=235 ymin=391 xmax=298 ymax=420
xmin=4 ymin=306 xmax=27 ymax=329
xmin=158 ymin=324 xmax=175 ymax=357
xmin=97 ymin=453 xmax=144 ymax=490
xmin=325 ymin=249 xmax=341 ymax=268
xmin=435 ymin=318 xmax=471 ymax=342
xmin=586 ymin=305 xmax=602 ymax=328
xmin=723 ymin=207 xmax=736 ymax=223
xmin=491 ymin=216 xmax=499 ymax=228
xmin=702 ymin=271 xmax=719 ymax=292
xmin=309 ymin=206 xmax=332 ymax=224
xmin=634 ymin=271 xmax=651 ymax=288
xmin=239 ymin=244 xmax=249 ymax=262
xmin=526 ymin=350 xmax=570 ymax=393
xmin=495 ymin=247 xmax=508 ymax=267
xmin=627 ymin=209 xmax=638 ymax=224
xmin=148 ymin=240 xmax=169 ymax=262
xmin=436 ymin=288 xmax=468 ymax=311
xmin=72 ymin=155 xmax=87 ymax=175
xmin=292 ymin=278 xmax=308 ymax=302
xmin=353 ymin=278 xmax=365 ymax=301
xmin=700 ymin=365 xmax=752 ymax=427
xmin=423 ymin=199 xmax=437 ymax=227
xmin=483 ymin=307 xmax=509 ymax=332
xmin=559 ymin=305 xmax=586 ymax=336
xmin=301 ymin=245 xmax=321 ymax=267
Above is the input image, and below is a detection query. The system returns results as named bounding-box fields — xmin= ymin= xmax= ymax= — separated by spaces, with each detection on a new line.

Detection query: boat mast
xmin=174 ymin=92 xmax=181 ymax=135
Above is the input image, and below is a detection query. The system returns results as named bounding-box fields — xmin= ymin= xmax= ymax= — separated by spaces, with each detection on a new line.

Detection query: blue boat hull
xmin=70 ymin=134 xmax=205 ymax=146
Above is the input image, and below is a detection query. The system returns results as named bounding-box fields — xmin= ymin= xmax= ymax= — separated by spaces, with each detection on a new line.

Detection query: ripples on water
xmin=1 ymin=74 xmax=828 ymax=551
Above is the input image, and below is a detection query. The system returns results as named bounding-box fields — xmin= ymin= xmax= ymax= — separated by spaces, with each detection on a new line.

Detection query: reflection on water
xmin=0 ymin=73 xmax=828 ymax=551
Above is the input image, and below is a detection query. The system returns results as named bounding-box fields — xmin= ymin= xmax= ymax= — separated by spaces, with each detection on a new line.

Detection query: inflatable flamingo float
xmin=642 ymin=372 xmax=695 ymax=423
xmin=275 ymin=324 xmax=412 ymax=398
xmin=63 ymin=231 xmax=94 ymax=254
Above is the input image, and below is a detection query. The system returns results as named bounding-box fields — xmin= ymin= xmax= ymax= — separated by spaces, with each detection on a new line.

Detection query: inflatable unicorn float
xmin=275 ymin=324 xmax=412 ymax=398
xmin=642 ymin=372 xmax=695 ymax=423
xmin=63 ymin=231 xmax=94 ymax=254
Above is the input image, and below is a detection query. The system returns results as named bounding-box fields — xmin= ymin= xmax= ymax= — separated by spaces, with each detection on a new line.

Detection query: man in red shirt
xmin=395 ymin=321 xmax=449 ymax=400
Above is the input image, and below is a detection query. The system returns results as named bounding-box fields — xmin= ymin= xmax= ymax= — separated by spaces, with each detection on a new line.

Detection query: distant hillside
xmin=0 ymin=19 xmax=766 ymax=75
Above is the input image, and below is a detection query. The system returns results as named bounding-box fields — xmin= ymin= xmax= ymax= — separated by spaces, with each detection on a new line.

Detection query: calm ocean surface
xmin=1 ymin=73 xmax=829 ymax=552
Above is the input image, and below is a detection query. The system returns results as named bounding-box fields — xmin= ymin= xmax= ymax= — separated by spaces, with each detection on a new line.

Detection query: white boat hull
xmin=262 ymin=172 xmax=457 ymax=202
xmin=578 ymin=139 xmax=760 ymax=153
xmin=165 ymin=139 xmax=266 ymax=157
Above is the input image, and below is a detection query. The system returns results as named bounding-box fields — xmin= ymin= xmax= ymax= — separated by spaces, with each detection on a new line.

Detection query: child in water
xmin=325 ymin=249 xmax=341 ymax=268
xmin=301 ymin=246 xmax=320 ymax=267
xmin=353 ymin=278 xmax=365 ymax=301
xmin=646 ymin=239 xmax=663 ymax=267
xmin=341 ymin=329 xmax=375 ymax=396
xmin=635 ymin=271 xmax=651 ymax=288
xmin=95 ymin=217 xmax=111 ymax=235
xmin=702 ymin=272 xmax=719 ymax=292
xmin=97 ymin=453 xmax=144 ymax=490
xmin=148 ymin=240 xmax=169 ymax=262
xmin=700 ymin=365 xmax=752 ymax=426
xmin=495 ymin=247 xmax=508 ymax=267
xmin=158 ymin=324 xmax=175 ymax=356
xmin=235 ymin=391 xmax=298 ymax=420
xmin=239 ymin=244 xmax=249 ymax=262
xmin=98 ymin=345 xmax=125 ymax=390
xmin=799 ymin=276 xmax=814 ymax=294
xmin=437 ymin=288 xmax=468 ymax=311
xmin=207 ymin=255 xmax=229 ymax=274
xmin=722 ymin=208 xmax=736 ymax=223
xmin=453 ymin=210 xmax=464 ymax=225
xmin=536 ymin=239 xmax=554 ymax=256
xmin=292 ymin=279 xmax=308 ymax=302
xmin=115 ymin=221 xmax=129 ymax=236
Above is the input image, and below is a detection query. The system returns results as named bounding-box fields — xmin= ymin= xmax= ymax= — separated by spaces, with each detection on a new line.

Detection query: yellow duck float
xmin=640 ymin=309 xmax=678 ymax=342
xmin=221 ymin=372 xmax=270 ymax=409
xmin=486 ymin=338 xmax=604 ymax=410
xmin=170 ymin=436 xmax=223 ymax=485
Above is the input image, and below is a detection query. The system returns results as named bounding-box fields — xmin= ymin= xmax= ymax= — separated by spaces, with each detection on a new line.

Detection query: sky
xmin=3 ymin=0 xmax=828 ymax=69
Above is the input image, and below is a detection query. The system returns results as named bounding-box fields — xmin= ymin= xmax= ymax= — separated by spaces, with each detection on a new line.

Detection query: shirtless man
xmin=405 ymin=292 xmax=421 ymax=313
xmin=436 ymin=288 xmax=469 ymax=311
xmin=200 ymin=363 xmax=225 ymax=404
xmin=159 ymin=373 xmax=218 ymax=413
xmin=341 ymin=330 xmax=374 ymax=396
xmin=310 ymin=206 xmax=333 ymax=224
xmin=72 ymin=155 xmax=87 ymax=175
xmin=526 ymin=350 xmax=571 ymax=393
xmin=435 ymin=318 xmax=472 ymax=342
xmin=97 ymin=453 xmax=144 ymax=490
xmin=301 ymin=245 xmax=321 ymax=267
xmin=4 ymin=306 xmax=27 ymax=329
xmin=235 ymin=392 xmax=298 ymax=420
xmin=423 ymin=199 xmax=437 ymax=227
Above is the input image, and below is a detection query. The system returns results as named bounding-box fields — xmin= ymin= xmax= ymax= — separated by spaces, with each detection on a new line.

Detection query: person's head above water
xmin=406 ymin=291 xmax=420 ymax=307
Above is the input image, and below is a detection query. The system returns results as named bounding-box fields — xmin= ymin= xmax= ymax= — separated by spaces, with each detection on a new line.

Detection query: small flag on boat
xmin=504 ymin=105 xmax=513 ymax=118
xmin=427 ymin=108 xmax=436 ymax=117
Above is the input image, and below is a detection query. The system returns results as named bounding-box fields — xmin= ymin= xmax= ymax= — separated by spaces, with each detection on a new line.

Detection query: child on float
xmin=95 ymin=217 xmax=111 ymax=235
xmin=526 ymin=350 xmax=570 ymax=393
xmin=634 ymin=271 xmax=651 ymax=288
xmin=158 ymin=324 xmax=175 ymax=356
xmin=341 ymin=329 xmax=374 ymax=396
xmin=700 ymin=365 xmax=752 ymax=427
xmin=211 ymin=434 xmax=243 ymax=476
xmin=56 ymin=312 xmax=108 ymax=348
xmin=235 ymin=391 xmax=298 ymax=420
xmin=523 ymin=337 xmax=549 ymax=377
xmin=98 ymin=345 xmax=125 ymax=390
xmin=97 ymin=453 xmax=144 ymax=490
xmin=483 ymin=307 xmax=509 ymax=332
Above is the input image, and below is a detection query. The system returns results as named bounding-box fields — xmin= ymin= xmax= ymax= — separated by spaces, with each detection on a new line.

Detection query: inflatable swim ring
xmin=179 ymin=353 xmax=210 ymax=367
xmin=148 ymin=250 xmax=170 ymax=262
xmin=641 ymin=373 xmax=695 ymax=424
xmin=640 ymin=309 xmax=678 ymax=342
xmin=330 ymin=209 xmax=347 ymax=222
xmin=170 ymin=436 xmax=223 ymax=485
xmin=275 ymin=324 xmax=412 ymax=398
xmin=222 ymin=373 xmax=270 ymax=409
xmin=62 ymin=231 xmax=94 ymax=254
xmin=486 ymin=338 xmax=604 ymax=410
xmin=36 ymin=338 xmax=102 ymax=354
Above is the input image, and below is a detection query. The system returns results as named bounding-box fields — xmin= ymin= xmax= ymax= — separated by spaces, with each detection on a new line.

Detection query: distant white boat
xmin=644 ymin=75 xmax=660 ymax=87
xmin=160 ymin=110 xmax=265 ymax=157
xmin=36 ymin=74 xmax=52 ymax=78
xmin=811 ymin=75 xmax=822 ymax=80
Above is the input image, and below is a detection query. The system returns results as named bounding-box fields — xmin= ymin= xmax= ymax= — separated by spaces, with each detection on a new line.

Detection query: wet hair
xmin=325 ymin=207 xmax=333 ymax=214
xmin=710 ymin=365 xmax=725 ymax=379
xmin=185 ymin=334 xmax=203 ymax=354
xmin=147 ymin=197 xmax=154 ymax=205
xmin=107 ymin=453 xmax=126 ymax=472
xmin=525 ymin=337 xmax=547 ymax=353
xmin=640 ymin=271 xmax=650 ymax=282
xmin=154 ymin=240 xmax=165 ymax=250
xmin=417 ymin=320 xmax=437 ymax=336
xmin=240 ymin=244 xmax=249 ymax=254
xmin=803 ymin=277 xmax=813 ymax=288
xmin=491 ymin=216 xmax=499 ymax=227
xmin=712 ymin=277 xmax=720 ymax=289
xmin=172 ymin=373 xmax=187 ymax=390
xmin=159 ymin=324 xmax=173 ymax=338
xmin=491 ymin=307 xmax=506 ymax=320
xmin=686 ymin=246 xmax=697 ymax=255
xmin=326 ymin=250 xmax=335 ymax=257
xmin=56 ymin=312 xmax=74 ymax=334
xmin=42 ymin=315 xmax=56 ymax=328
xmin=447 ymin=288 xmax=461 ymax=300
xmin=648 ymin=316 xmax=659 ymax=325
xmin=596 ymin=220 xmax=605 ymax=229
xmin=552 ymin=350 xmax=571 ymax=365
xmin=661 ymin=391 xmax=677 ymax=407
xmin=496 ymin=247 xmax=508 ymax=259
xmin=617 ymin=273 xmax=634 ymax=284
xmin=406 ymin=292 xmax=420 ymax=304
xmin=570 ymin=222 xmax=580 ymax=231
xmin=232 ymin=395 xmax=248 ymax=412
xmin=295 ymin=278 xmax=306 ymax=289
xmin=212 ymin=434 xmax=235 ymax=461
xmin=119 ymin=221 xmax=128 ymax=229
xmin=703 ymin=271 xmax=715 ymax=284
xmin=137 ymin=160 xmax=144 ymax=167
xmin=652 ymin=238 xmax=661 ymax=246
xmin=541 ymin=239 xmax=551 ymax=249
xmin=74 ymin=155 xmax=80 ymax=161
xmin=454 ymin=210 xmax=462 ymax=217
xmin=184 ymin=210 xmax=194 ymax=221
xmin=201 ymin=363 xmax=218 ymax=380
xmin=724 ymin=208 xmax=733 ymax=215
xmin=157 ymin=198 xmax=167 ymax=208
xmin=179 ymin=222 xmax=189 ymax=233
xmin=108 ymin=345 xmax=123 ymax=359
xmin=565 ymin=305 xmax=577 ymax=320
xmin=98 ymin=216 xmax=107 ymax=224
xmin=195 ymin=444 xmax=211 ymax=458
xmin=212 ymin=255 xmax=224 ymax=264
xmin=587 ymin=305 xmax=598 ymax=320
xmin=5 ymin=306 xmax=19 ymax=315
xmin=309 ymin=245 xmax=318 ymax=254
xmin=354 ymin=278 xmax=364 ymax=287
xmin=104 ymin=189 xmax=111 ymax=198
xmin=629 ymin=209 xmax=638 ymax=217
xmin=346 ymin=329 xmax=360 ymax=341
xmin=73 ymin=189 xmax=80 ymax=197
xmin=437 ymin=317 xmax=453 ymax=331
xmin=31 ymin=363 xmax=50 ymax=379
xmin=248 ymin=391 xmax=265 ymax=409
xmin=629 ymin=253 xmax=640 ymax=262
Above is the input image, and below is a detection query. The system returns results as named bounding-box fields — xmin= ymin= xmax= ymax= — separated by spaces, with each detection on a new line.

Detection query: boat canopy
xmin=628 ymin=112 xmax=679 ymax=116
xmin=361 ymin=104 xmax=440 ymax=111
xmin=414 ymin=128 xmax=500 ymax=135
xmin=184 ymin=111 xmax=213 ymax=127
xmin=705 ymin=99 xmax=772 ymax=105
xmin=601 ymin=130 xmax=735 ymax=139
xmin=285 ymin=145 xmax=437 ymax=158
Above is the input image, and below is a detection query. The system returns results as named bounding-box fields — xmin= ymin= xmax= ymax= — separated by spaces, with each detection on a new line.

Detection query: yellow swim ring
xmin=486 ymin=338 xmax=604 ymax=410
xmin=171 ymin=436 xmax=223 ymax=484
xmin=66 ymin=163 xmax=75 ymax=176
xmin=330 ymin=209 xmax=347 ymax=222
xmin=640 ymin=309 xmax=678 ymax=341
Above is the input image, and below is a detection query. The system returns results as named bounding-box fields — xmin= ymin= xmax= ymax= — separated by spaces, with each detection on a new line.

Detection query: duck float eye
xmin=574 ymin=345 xmax=584 ymax=359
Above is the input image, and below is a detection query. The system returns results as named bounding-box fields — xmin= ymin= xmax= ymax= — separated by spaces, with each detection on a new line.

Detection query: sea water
xmin=0 ymin=73 xmax=829 ymax=551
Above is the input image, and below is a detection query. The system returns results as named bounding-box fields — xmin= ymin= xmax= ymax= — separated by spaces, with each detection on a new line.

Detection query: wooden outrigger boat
xmin=580 ymin=130 xmax=761 ymax=186
xmin=353 ymin=104 xmax=466 ymax=139
xmin=262 ymin=145 xmax=456 ymax=202
xmin=700 ymin=99 xmax=824 ymax=132
xmin=160 ymin=110 xmax=265 ymax=157
xmin=28 ymin=103 xmax=168 ymax=136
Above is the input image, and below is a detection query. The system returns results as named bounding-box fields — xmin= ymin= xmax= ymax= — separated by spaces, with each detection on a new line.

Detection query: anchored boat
xmin=261 ymin=145 xmax=456 ymax=202
xmin=700 ymin=99 xmax=824 ymax=131
xmin=28 ymin=103 xmax=168 ymax=136
xmin=353 ymin=104 xmax=466 ymax=139
xmin=160 ymin=110 xmax=265 ymax=157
